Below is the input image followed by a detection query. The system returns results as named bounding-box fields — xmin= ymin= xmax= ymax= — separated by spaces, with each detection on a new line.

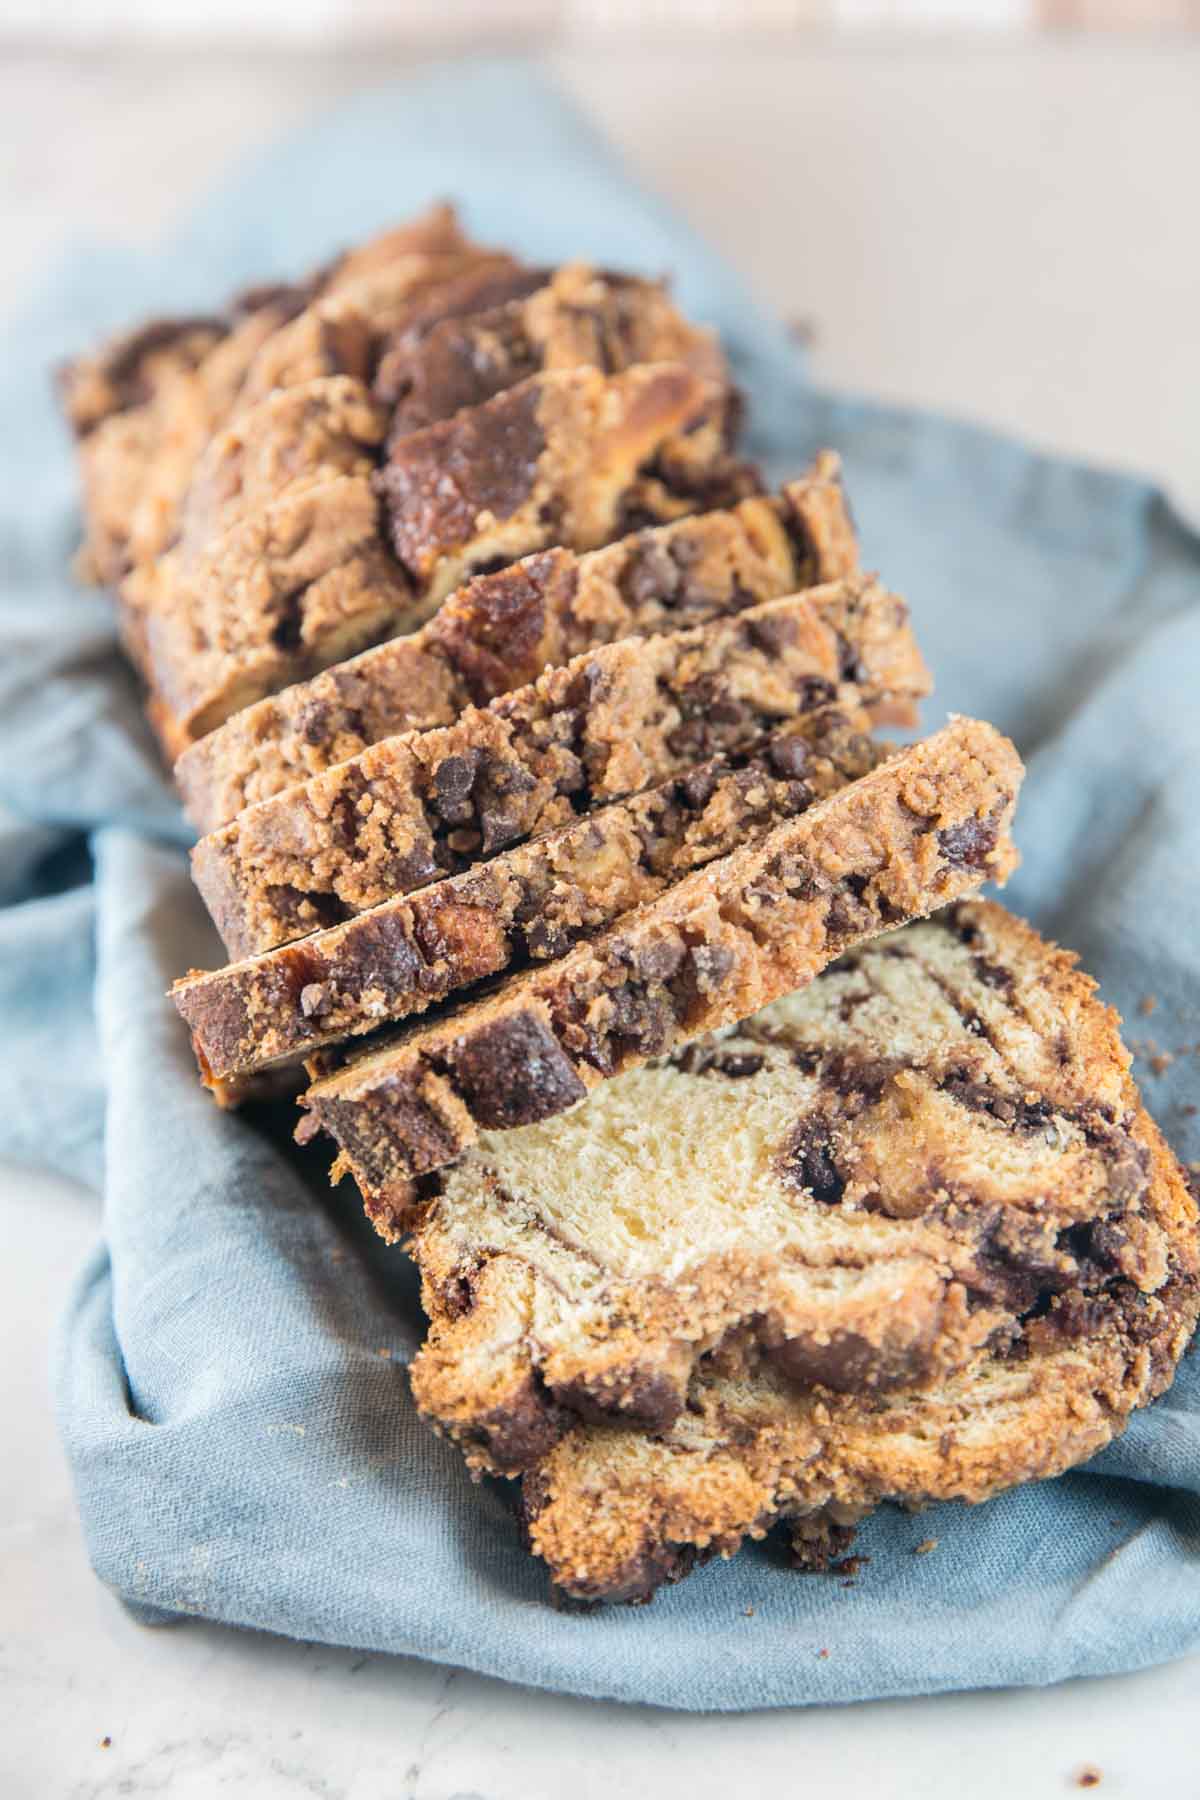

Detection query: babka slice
xmin=60 ymin=203 xmax=500 ymax=585
xmin=375 ymin=261 xmax=728 ymax=442
xmin=174 ymin=457 xmax=862 ymax=832
xmin=401 ymin=901 xmax=1200 ymax=1602
xmin=403 ymin=899 xmax=1182 ymax=1469
xmin=174 ymin=713 xmax=883 ymax=1089
xmin=372 ymin=360 xmax=749 ymax=603
xmin=135 ymin=363 xmax=752 ymax=756
xmin=296 ymin=718 xmax=1023 ymax=1220
xmin=190 ymin=582 xmax=929 ymax=958
xmin=172 ymin=263 xmax=729 ymax=568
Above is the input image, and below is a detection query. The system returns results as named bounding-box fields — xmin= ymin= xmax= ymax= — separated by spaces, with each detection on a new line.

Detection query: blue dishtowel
xmin=1 ymin=59 xmax=1198 ymax=1713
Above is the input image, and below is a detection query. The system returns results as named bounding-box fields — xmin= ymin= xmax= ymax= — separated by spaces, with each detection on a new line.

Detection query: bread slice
xmin=296 ymin=718 xmax=1023 ymax=1221
xmin=375 ymin=261 xmax=728 ymax=441
xmin=132 ymin=362 xmax=752 ymax=757
xmin=60 ymin=204 xmax=495 ymax=586
xmin=190 ymin=581 xmax=929 ymax=958
xmin=174 ymin=712 xmax=884 ymax=1088
xmin=403 ymin=898 xmax=1184 ymax=1471
xmin=170 ymin=263 xmax=727 ymax=568
xmin=59 ymin=314 xmax=228 ymax=442
xmin=395 ymin=901 xmax=1200 ymax=1602
xmin=169 ymin=376 xmax=389 ymax=567
xmin=372 ymin=360 xmax=750 ymax=602
xmin=174 ymin=458 xmax=862 ymax=832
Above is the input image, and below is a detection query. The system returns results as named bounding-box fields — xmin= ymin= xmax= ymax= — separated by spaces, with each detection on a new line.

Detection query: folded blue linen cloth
xmin=1 ymin=58 xmax=1198 ymax=1712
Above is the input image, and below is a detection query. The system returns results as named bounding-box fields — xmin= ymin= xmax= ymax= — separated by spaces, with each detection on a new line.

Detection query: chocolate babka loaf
xmin=190 ymin=582 xmax=930 ymax=958
xmin=296 ymin=718 xmax=1023 ymax=1221
xmin=174 ymin=713 xmax=884 ymax=1088
xmin=401 ymin=901 xmax=1200 ymax=1601
xmin=174 ymin=458 xmax=862 ymax=831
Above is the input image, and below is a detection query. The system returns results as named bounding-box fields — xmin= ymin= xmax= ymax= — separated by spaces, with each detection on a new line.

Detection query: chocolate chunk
xmin=709 ymin=1052 xmax=764 ymax=1079
xmin=769 ymin=1326 xmax=931 ymax=1395
xmin=745 ymin=611 xmax=799 ymax=658
xmin=630 ymin=936 xmax=688 ymax=984
xmin=433 ymin=751 xmax=479 ymax=805
xmin=383 ymin=305 xmax=541 ymax=438
xmin=1023 ymin=1290 xmax=1116 ymax=1351
xmin=475 ymin=757 xmax=541 ymax=856
xmin=601 ymin=982 xmax=676 ymax=1064
xmin=575 ymin=1541 xmax=704 ymax=1608
xmin=672 ymin=1040 xmax=718 ymax=1076
xmin=547 ymin=1366 xmax=684 ymax=1435
xmin=941 ymin=1069 xmax=1054 ymax=1133
xmin=376 ymin=380 xmax=546 ymax=578
xmin=523 ymin=917 xmax=574 ymax=960
xmin=766 ymin=735 xmax=810 ymax=781
xmin=440 ymin=1271 xmax=476 ymax=1321
xmin=621 ymin=539 xmax=683 ymax=610
xmin=779 ymin=1119 xmax=845 ymax=1204
xmin=678 ymin=762 xmax=722 ymax=812
xmin=972 ymin=954 xmax=1015 ymax=995
xmin=329 ymin=912 xmax=427 ymax=1001
xmin=470 ymin=1376 xmax=566 ymax=1474
xmin=443 ymin=1010 xmax=587 ymax=1129
xmin=430 ymin=750 xmax=480 ymax=827
xmin=1085 ymin=1126 xmax=1151 ymax=1207
xmin=827 ymin=871 xmax=874 ymax=943
xmin=431 ymin=554 xmax=563 ymax=702
xmin=302 ymin=1076 xmax=464 ymax=1181
xmin=1062 ymin=1218 xmax=1128 ymax=1277
xmin=939 ymin=806 xmax=1003 ymax=870
xmin=298 ymin=697 xmax=339 ymax=747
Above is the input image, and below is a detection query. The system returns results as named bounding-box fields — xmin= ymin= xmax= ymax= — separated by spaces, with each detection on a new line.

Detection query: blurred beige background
xmin=5 ymin=26 xmax=1198 ymax=523
xmin=4 ymin=2 xmax=1200 ymax=37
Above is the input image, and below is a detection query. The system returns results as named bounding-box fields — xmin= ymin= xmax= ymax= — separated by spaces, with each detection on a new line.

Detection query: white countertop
xmin=3 ymin=35 xmax=1199 ymax=1796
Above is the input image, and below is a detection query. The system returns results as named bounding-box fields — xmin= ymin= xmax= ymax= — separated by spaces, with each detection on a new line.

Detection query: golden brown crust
xmin=189 ymin=583 xmax=928 ymax=958
xmin=173 ymin=457 xmax=865 ymax=832
xmin=298 ymin=720 xmax=1023 ymax=1215
xmin=173 ymin=714 xmax=883 ymax=1083
xmin=134 ymin=360 xmax=751 ymax=755
xmin=375 ymin=261 xmax=728 ymax=440
xmin=62 ymin=204 xmax=486 ymax=587
xmin=173 ymin=375 xmax=389 ymax=561
xmin=525 ymin=1188 xmax=1198 ymax=1603
xmin=66 ymin=232 xmax=752 ymax=763
xmin=128 ymin=475 xmax=412 ymax=752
